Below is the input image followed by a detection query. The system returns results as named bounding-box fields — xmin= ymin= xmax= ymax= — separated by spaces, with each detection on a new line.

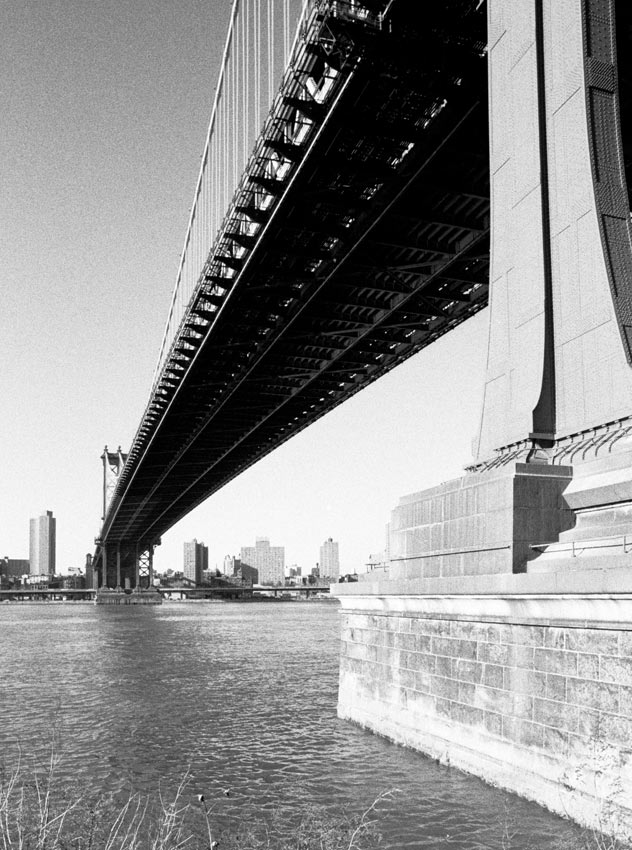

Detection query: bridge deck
xmin=99 ymin=0 xmax=488 ymax=561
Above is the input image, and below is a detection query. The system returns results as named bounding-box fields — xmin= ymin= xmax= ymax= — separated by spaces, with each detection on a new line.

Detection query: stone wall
xmin=336 ymin=589 xmax=632 ymax=838
xmin=387 ymin=463 xmax=573 ymax=576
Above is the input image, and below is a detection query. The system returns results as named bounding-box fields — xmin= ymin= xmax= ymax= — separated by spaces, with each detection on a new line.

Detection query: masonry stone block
xmin=414 ymin=671 xmax=432 ymax=694
xmin=478 ymin=641 xmax=510 ymax=666
xmin=543 ymin=726 xmax=569 ymax=758
xmin=533 ymin=648 xmax=578 ymax=676
xmin=431 ymin=675 xmax=459 ymax=701
xmin=503 ymin=666 xmax=547 ymax=697
xmin=509 ymin=644 xmax=536 ymax=670
xmin=567 ymin=678 xmax=618 ymax=712
xmin=453 ymin=702 xmax=486 ymax=729
xmin=577 ymin=652 xmax=600 ymax=680
xmin=534 ymin=697 xmax=578 ymax=732
xmin=544 ymin=627 xmax=566 ymax=649
xmin=543 ymin=673 xmax=566 ymax=702
xmin=481 ymin=663 xmax=504 ymax=689
xmin=618 ymin=632 xmax=632 ymax=656
xmin=435 ymin=656 xmax=454 ymax=678
xmin=618 ymin=686 xmax=632 ymax=716
xmin=565 ymin=629 xmax=619 ymax=655
xmin=484 ymin=711 xmax=503 ymax=736
xmin=455 ymin=658 xmax=483 ymax=683
xmin=434 ymin=696 xmax=452 ymax=719
xmin=599 ymin=655 xmax=632 ymax=685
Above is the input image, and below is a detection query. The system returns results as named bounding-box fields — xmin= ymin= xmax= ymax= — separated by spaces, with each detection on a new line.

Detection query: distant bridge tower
xmin=96 ymin=446 xmax=159 ymax=598
xmin=101 ymin=446 xmax=127 ymax=521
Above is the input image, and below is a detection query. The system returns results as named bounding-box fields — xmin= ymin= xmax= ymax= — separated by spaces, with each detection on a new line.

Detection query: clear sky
xmin=1 ymin=0 xmax=490 ymax=576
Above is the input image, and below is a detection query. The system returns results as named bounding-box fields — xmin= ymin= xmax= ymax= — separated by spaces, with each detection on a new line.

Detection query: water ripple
xmin=0 ymin=601 xmax=587 ymax=848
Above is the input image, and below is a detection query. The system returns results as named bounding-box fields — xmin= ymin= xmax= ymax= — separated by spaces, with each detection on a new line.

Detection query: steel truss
xmin=98 ymin=0 xmax=489 ymax=552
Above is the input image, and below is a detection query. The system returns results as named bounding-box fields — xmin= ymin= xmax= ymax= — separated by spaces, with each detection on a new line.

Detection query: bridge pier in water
xmin=95 ymin=447 xmax=162 ymax=603
xmin=95 ymin=540 xmax=162 ymax=605
xmin=334 ymin=0 xmax=632 ymax=837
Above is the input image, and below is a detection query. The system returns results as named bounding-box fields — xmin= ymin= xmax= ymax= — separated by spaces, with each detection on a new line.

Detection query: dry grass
xmin=9 ymin=747 xmax=627 ymax=850
xmin=0 ymin=747 xmax=395 ymax=850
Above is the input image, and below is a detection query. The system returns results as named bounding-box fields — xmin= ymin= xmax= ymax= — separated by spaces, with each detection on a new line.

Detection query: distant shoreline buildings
xmin=1 ymin=508 xmax=86 ymax=589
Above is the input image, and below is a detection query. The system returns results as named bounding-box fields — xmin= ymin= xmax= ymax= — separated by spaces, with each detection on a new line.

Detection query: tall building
xmin=319 ymin=537 xmax=340 ymax=581
xmin=240 ymin=537 xmax=284 ymax=585
xmin=223 ymin=554 xmax=238 ymax=575
xmin=183 ymin=539 xmax=208 ymax=584
xmin=85 ymin=553 xmax=96 ymax=589
xmin=29 ymin=510 xmax=56 ymax=577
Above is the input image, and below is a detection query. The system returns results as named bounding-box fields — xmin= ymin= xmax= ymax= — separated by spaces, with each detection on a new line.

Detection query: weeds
xmin=0 ymin=748 xmax=396 ymax=850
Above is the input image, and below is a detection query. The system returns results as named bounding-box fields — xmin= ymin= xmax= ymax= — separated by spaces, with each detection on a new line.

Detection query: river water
xmin=0 ymin=601 xmax=587 ymax=848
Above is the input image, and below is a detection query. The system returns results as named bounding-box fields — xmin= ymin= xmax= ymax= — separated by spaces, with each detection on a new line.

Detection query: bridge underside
xmin=98 ymin=0 xmax=489 ymax=559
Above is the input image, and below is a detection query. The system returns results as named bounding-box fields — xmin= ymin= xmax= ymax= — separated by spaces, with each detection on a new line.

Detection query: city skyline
xmin=4 ymin=516 xmax=340 ymax=577
xmin=1 ymin=0 xmax=488 ymax=578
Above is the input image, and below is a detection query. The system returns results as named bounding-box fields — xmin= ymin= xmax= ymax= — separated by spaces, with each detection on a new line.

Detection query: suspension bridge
xmin=89 ymin=0 xmax=632 ymax=836
xmin=93 ymin=0 xmax=490 ymax=589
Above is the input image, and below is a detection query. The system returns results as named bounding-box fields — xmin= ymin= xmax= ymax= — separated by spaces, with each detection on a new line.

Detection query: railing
xmin=530 ymin=536 xmax=632 ymax=556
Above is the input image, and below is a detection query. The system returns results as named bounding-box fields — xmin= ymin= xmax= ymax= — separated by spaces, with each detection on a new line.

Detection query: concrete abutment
xmin=335 ymin=584 xmax=632 ymax=838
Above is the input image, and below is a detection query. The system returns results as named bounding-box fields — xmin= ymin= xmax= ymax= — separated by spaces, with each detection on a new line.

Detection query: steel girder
xmin=98 ymin=0 xmax=489 ymax=549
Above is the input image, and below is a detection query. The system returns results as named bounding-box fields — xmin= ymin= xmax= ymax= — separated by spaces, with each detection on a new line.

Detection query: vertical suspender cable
xmin=152 ymin=0 xmax=241 ymax=387
xmin=283 ymin=0 xmax=290 ymax=66
xmin=267 ymin=0 xmax=273 ymax=110
xmin=254 ymin=0 xmax=260 ymax=134
xmin=241 ymin=3 xmax=247 ymax=168
xmin=234 ymin=25 xmax=239 ymax=196
xmin=245 ymin=1 xmax=250 ymax=162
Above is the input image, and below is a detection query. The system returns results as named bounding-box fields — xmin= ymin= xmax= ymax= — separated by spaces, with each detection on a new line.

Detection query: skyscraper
xmin=29 ymin=510 xmax=56 ymax=577
xmin=319 ymin=537 xmax=340 ymax=581
xmin=183 ymin=539 xmax=208 ymax=584
xmin=240 ymin=537 xmax=284 ymax=585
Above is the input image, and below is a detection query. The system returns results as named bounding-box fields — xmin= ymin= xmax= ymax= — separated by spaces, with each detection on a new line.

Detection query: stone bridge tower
xmin=334 ymin=0 xmax=632 ymax=837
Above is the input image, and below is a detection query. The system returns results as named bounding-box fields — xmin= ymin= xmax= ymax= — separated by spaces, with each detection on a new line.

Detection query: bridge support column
xmin=116 ymin=544 xmax=121 ymax=591
xmin=136 ymin=547 xmax=151 ymax=589
xmin=102 ymin=544 xmax=108 ymax=589
xmin=129 ymin=542 xmax=161 ymax=600
xmin=335 ymin=0 xmax=632 ymax=839
xmin=476 ymin=0 xmax=632 ymax=466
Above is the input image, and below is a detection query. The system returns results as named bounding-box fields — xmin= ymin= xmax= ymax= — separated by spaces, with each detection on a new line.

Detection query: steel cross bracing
xmin=97 ymin=0 xmax=489 ymax=567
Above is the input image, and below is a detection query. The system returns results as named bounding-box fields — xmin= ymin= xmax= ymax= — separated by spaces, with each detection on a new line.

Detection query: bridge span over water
xmin=94 ymin=0 xmax=632 ymax=834
xmin=94 ymin=0 xmax=490 ymax=588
